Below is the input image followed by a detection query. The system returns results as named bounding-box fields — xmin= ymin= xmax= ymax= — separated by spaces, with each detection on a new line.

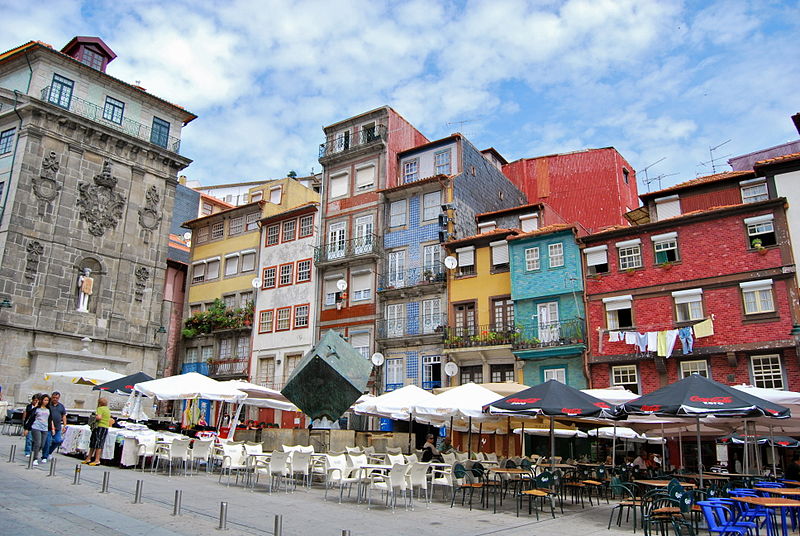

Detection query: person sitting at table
xmin=421 ymin=433 xmax=443 ymax=462
xmin=632 ymin=449 xmax=649 ymax=470
xmin=786 ymin=454 xmax=800 ymax=481
xmin=439 ymin=436 xmax=454 ymax=454
xmin=605 ymin=455 xmax=613 ymax=466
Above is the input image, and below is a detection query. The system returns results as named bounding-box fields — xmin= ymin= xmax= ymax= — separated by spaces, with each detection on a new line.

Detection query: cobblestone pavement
xmin=0 ymin=433 xmax=637 ymax=536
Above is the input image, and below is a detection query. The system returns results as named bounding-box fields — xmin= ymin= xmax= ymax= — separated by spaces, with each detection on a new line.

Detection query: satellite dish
xmin=182 ymin=231 xmax=192 ymax=241
xmin=444 ymin=362 xmax=459 ymax=377
xmin=336 ymin=279 xmax=348 ymax=292
xmin=444 ymin=256 xmax=458 ymax=270
xmin=251 ymin=277 xmax=261 ymax=289
xmin=370 ymin=352 xmax=385 ymax=366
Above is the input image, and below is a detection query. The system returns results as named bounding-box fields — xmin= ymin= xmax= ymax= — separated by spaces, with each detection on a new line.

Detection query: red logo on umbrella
xmin=778 ymin=441 xmax=790 ymax=446
xmin=562 ymin=408 xmax=582 ymax=415
xmin=689 ymin=396 xmax=731 ymax=405
xmin=507 ymin=398 xmax=541 ymax=405
xmin=125 ymin=384 xmax=134 ymax=389
xmin=767 ymin=409 xmax=779 ymax=414
xmin=641 ymin=405 xmax=661 ymax=412
xmin=593 ymin=402 xmax=610 ymax=409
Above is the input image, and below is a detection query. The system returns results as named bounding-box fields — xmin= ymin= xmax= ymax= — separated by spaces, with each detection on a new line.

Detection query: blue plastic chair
xmin=697 ymin=501 xmax=752 ymax=536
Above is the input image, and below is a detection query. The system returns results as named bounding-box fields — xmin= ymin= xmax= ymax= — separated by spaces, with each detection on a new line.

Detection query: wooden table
xmin=679 ymin=474 xmax=729 ymax=480
xmin=634 ymin=480 xmax=696 ymax=488
xmin=731 ymin=496 xmax=800 ymax=536
xmin=755 ymin=488 xmax=800 ymax=496
xmin=782 ymin=480 xmax=800 ymax=487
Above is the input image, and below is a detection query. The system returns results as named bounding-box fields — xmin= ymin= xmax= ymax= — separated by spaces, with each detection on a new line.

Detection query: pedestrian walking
xmin=22 ymin=393 xmax=41 ymax=457
xmin=83 ymin=397 xmax=112 ymax=466
xmin=42 ymin=391 xmax=67 ymax=459
xmin=30 ymin=394 xmax=54 ymax=465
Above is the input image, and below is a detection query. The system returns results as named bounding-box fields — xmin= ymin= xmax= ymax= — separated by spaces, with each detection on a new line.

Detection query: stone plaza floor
xmin=0 ymin=433 xmax=638 ymax=536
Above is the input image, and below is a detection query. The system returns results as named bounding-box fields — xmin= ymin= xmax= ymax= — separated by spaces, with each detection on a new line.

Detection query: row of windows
xmin=401 ymin=148 xmax=452 ymax=183
xmin=329 ymin=163 xmax=376 ymax=198
xmin=265 ymin=214 xmax=314 ymax=246
xmin=389 ymin=190 xmax=442 ymax=227
xmin=610 ymin=355 xmax=785 ymax=392
xmin=0 ymin=128 xmax=16 ymax=155
xmin=185 ymin=335 xmax=250 ymax=362
xmin=192 ymin=250 xmax=256 ymax=284
xmin=456 ymin=364 xmax=514 ymax=386
xmin=323 ymin=270 xmax=373 ymax=306
xmin=262 ymin=259 xmax=312 ymax=289
xmin=604 ymin=280 xmax=777 ymax=330
xmin=195 ymin=212 xmax=260 ymax=243
xmin=188 ymin=292 xmax=253 ymax=315
xmin=258 ymin=304 xmax=310 ymax=333
xmin=46 ymin=73 xmax=172 ymax=148
xmin=524 ymin=243 xmax=564 ymax=271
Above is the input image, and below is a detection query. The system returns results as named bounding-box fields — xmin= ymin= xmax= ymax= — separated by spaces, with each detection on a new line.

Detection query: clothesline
xmin=597 ymin=316 xmax=715 ymax=356
xmin=595 ymin=314 xmax=716 ymax=335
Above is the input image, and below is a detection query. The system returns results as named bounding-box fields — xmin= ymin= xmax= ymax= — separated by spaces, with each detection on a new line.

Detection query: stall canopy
xmin=45 ymin=368 xmax=124 ymax=386
xmin=93 ymin=372 xmax=153 ymax=395
xmin=353 ymin=384 xmax=436 ymax=420
xmin=134 ymin=372 xmax=247 ymax=401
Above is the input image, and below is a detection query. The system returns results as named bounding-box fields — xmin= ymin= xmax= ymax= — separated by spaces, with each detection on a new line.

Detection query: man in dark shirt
xmin=786 ymin=454 xmax=800 ymax=481
xmin=43 ymin=391 xmax=67 ymax=459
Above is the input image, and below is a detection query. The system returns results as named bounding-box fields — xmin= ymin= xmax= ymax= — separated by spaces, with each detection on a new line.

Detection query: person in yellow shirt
xmin=83 ymin=397 xmax=112 ymax=466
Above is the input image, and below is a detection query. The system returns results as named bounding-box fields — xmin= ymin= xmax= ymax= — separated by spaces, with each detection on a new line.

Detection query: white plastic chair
xmin=218 ymin=443 xmax=248 ymax=486
xmin=345 ymin=446 xmax=362 ymax=455
xmin=431 ymin=464 xmax=461 ymax=500
xmin=368 ymin=464 xmax=411 ymax=510
xmin=442 ymin=452 xmax=456 ymax=466
xmin=324 ymin=454 xmax=361 ymax=502
xmin=404 ymin=453 xmax=419 ymax=464
xmin=189 ymin=439 xmax=214 ymax=473
xmin=387 ymin=453 xmax=406 ymax=466
xmin=290 ymin=451 xmax=312 ymax=490
xmin=153 ymin=438 xmax=191 ymax=477
xmin=268 ymin=451 xmax=291 ymax=493
xmin=244 ymin=442 xmax=263 ymax=456
xmin=407 ymin=462 xmax=431 ymax=506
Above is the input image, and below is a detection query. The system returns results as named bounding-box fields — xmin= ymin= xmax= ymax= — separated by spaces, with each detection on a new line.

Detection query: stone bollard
xmin=133 ymin=480 xmax=143 ymax=504
xmin=8 ymin=444 xmax=16 ymax=462
xmin=172 ymin=490 xmax=182 ymax=516
xmin=218 ymin=502 xmax=228 ymax=530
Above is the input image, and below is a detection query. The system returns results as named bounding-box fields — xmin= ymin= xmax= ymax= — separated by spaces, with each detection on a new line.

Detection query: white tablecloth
xmin=60 ymin=425 xmax=184 ymax=465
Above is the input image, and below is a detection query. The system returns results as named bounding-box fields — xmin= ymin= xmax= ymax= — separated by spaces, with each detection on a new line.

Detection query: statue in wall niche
xmin=76 ymin=268 xmax=94 ymax=313
xmin=77 ymin=160 xmax=125 ymax=237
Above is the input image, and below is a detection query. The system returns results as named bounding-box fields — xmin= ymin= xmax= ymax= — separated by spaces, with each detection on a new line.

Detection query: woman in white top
xmin=30 ymin=394 xmax=54 ymax=465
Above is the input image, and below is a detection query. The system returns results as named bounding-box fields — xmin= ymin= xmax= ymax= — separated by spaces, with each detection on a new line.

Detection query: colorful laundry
xmin=693 ymin=318 xmax=714 ymax=338
xmin=608 ymin=331 xmax=622 ymax=342
xmin=678 ymin=326 xmax=694 ymax=354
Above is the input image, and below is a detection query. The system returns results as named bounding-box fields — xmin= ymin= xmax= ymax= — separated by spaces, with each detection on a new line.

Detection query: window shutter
xmin=490 ymin=240 xmax=509 ymax=265
xmin=655 ymin=196 xmax=681 ymax=221
xmin=602 ymin=295 xmax=632 ymax=311
xmin=224 ymin=254 xmax=239 ymax=276
xmin=269 ymin=187 xmax=282 ymax=204
xmin=672 ymin=288 xmax=703 ymax=304
xmin=456 ymin=246 xmax=474 ymax=267
xmin=520 ymin=214 xmax=538 ymax=232
xmin=349 ymin=332 xmax=369 ymax=349
xmin=330 ymin=173 xmax=348 ymax=198
xmin=355 ymin=165 xmax=375 ymax=188
xmin=584 ymin=245 xmax=608 ymax=266
xmin=241 ymin=251 xmax=256 ymax=272
xmin=206 ymin=258 xmax=220 ymax=280
xmin=352 ymin=273 xmax=371 ymax=292
xmin=739 ymin=279 xmax=773 ymax=291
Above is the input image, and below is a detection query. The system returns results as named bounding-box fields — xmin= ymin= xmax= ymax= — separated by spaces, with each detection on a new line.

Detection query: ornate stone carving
xmin=25 ymin=241 xmax=43 ymax=280
xmin=134 ymin=266 xmax=150 ymax=302
xmin=32 ymin=151 xmax=62 ymax=215
xmin=138 ymin=185 xmax=162 ymax=244
xmin=77 ymin=161 xmax=125 ymax=237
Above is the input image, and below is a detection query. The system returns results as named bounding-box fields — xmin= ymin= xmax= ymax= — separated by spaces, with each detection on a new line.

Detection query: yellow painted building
xmin=248 ymin=176 xmax=320 ymax=219
xmin=444 ymin=228 xmax=521 ymax=385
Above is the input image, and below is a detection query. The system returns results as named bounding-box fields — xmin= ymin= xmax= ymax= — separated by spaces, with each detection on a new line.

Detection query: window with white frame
xmin=239 ymin=292 xmax=252 ymax=307
xmin=276 ymin=308 xmax=291 ymax=331
xmin=299 ymin=214 xmax=314 ymax=237
xmin=741 ymin=180 xmax=768 ymax=204
xmin=422 ymin=356 xmax=441 ymax=388
xmin=329 ymin=172 xmax=348 ymax=198
xmin=223 ymin=294 xmax=236 ymax=309
xmin=349 ymin=332 xmax=370 ymax=359
xmin=673 ymin=289 xmax=704 ymax=322
xmin=456 ymin=246 xmax=475 ymax=276
xmin=262 ymin=267 xmax=276 ymax=288
xmin=266 ymin=224 xmax=280 ymax=246
xmin=520 ymin=214 xmax=538 ymax=233
xmin=258 ymin=310 xmax=273 ymax=333
xmin=389 ymin=199 xmax=407 ymax=227
xmin=525 ymin=247 xmax=540 ymax=271
xmin=229 ymin=216 xmax=244 ymax=235
xmin=249 ymin=191 xmax=262 ymax=203
xmin=355 ymin=165 xmax=375 ymax=190
xmin=584 ymin=245 xmax=609 ymax=275
xmin=206 ymin=258 xmax=220 ymax=280
xmin=654 ymin=196 xmax=681 ymax=221
xmin=269 ymin=186 xmax=282 ymax=204
xmin=245 ymin=212 xmax=259 ymax=231
xmin=745 ymin=214 xmax=776 ymax=247
xmin=402 ymin=159 xmax=419 ymax=183
xmin=548 ymin=243 xmax=564 ymax=268
xmin=296 ymin=259 xmax=312 ymax=283
xmin=422 ymin=191 xmax=441 ymax=221
xmin=751 ymin=355 xmax=784 ymax=389
xmin=351 ymin=272 xmax=372 ymax=301
xmin=294 ymin=305 xmax=309 ymax=328
xmin=185 ymin=347 xmax=198 ymax=363
xmin=236 ymin=335 xmax=250 ymax=359
xmin=334 ymin=130 xmax=350 ymax=152
xmin=192 ymin=262 xmax=206 ymax=284
xmin=386 ymin=303 xmax=404 ymax=337
xmin=201 ymin=203 xmax=213 ymax=216
xmin=279 ymin=264 xmax=293 ymax=286
xmin=224 ymin=254 xmax=239 ymax=276
xmin=211 ymin=222 xmax=224 ymax=240
xmin=423 ymin=244 xmax=441 ymax=274
xmin=491 ymin=240 xmax=509 ymax=270
xmin=652 ymin=232 xmax=679 ymax=264
xmin=740 ymin=279 xmax=775 ymax=315
xmin=543 ymin=367 xmax=566 ymax=383
xmin=385 ymin=358 xmax=404 ymax=389
xmin=680 ymin=360 xmax=709 ymax=378
xmin=604 ymin=295 xmax=633 ymax=329
xmin=617 ymin=239 xmax=642 ymax=270
xmin=258 ymin=356 xmax=275 ymax=386
xmin=422 ymin=298 xmax=441 ymax=333
xmin=240 ymin=251 xmax=256 ymax=272
xmin=218 ymin=338 xmax=232 ymax=360
xmin=434 ymin=149 xmax=451 ymax=175
xmin=282 ymin=219 xmax=296 ymax=241
xmin=611 ymin=364 xmax=639 ymax=394
xmin=387 ymin=251 xmax=405 ymax=287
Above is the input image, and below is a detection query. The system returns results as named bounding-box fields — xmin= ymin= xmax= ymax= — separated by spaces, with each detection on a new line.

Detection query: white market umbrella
xmin=589 ymin=426 xmax=647 ymax=442
xmin=220 ymin=380 xmax=297 ymax=411
xmin=413 ymin=382 xmax=502 ymax=422
xmin=581 ymin=387 xmax=639 ymax=406
xmin=121 ymin=390 xmax=148 ymax=422
xmin=45 ymin=368 xmax=124 ymax=386
xmin=353 ymin=384 xmax=436 ymax=420
xmin=514 ymin=427 xmax=588 ymax=438
xmin=134 ymin=372 xmax=247 ymax=402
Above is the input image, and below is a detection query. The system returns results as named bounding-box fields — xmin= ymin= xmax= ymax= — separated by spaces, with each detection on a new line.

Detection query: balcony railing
xmin=377 ymin=315 xmax=447 ymax=339
xmin=40 ymin=86 xmax=182 ymax=153
xmin=444 ymin=324 xmax=517 ymax=348
xmin=208 ymin=358 xmax=248 ymax=377
xmin=319 ymin=124 xmax=387 ymax=158
xmin=422 ymin=380 xmax=442 ymax=390
xmin=512 ymin=319 xmax=586 ymax=350
xmin=378 ymin=267 xmax=446 ymax=292
xmin=314 ymin=234 xmax=382 ymax=264
xmin=181 ymin=361 xmax=209 ymax=375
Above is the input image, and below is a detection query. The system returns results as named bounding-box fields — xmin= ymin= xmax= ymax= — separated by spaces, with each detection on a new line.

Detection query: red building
xmin=502 ymin=147 xmax=638 ymax=233
xmin=580 ymin=170 xmax=800 ymax=394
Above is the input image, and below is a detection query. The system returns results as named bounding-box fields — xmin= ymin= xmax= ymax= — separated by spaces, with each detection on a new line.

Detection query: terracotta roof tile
xmin=639 ymin=171 xmax=754 ymax=199
xmin=507 ymin=223 xmax=575 ymax=240
xmin=476 ymin=203 xmax=543 ymax=219
xmin=755 ymin=152 xmax=800 ymax=167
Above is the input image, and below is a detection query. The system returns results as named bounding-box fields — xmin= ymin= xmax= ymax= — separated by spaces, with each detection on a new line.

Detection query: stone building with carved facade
xmin=0 ymin=37 xmax=195 ymax=408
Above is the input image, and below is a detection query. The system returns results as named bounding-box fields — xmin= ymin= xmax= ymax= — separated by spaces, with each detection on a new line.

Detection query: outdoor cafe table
xmin=782 ymin=481 xmax=800 ymax=487
xmin=634 ymin=480 xmax=697 ymax=488
xmin=731 ymin=496 xmax=800 ymax=536
xmin=755 ymin=488 xmax=800 ymax=497
xmin=679 ymin=474 xmax=729 ymax=480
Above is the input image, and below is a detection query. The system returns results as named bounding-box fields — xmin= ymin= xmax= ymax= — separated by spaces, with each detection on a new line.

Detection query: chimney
xmin=792 ymin=113 xmax=800 ymax=136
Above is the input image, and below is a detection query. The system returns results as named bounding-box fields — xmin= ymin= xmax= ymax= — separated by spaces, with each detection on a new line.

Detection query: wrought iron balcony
xmin=444 ymin=324 xmax=517 ymax=349
xmin=313 ymin=234 xmax=382 ymax=264
xmin=512 ymin=319 xmax=586 ymax=350
xmin=319 ymin=124 xmax=387 ymax=159
xmin=377 ymin=267 xmax=446 ymax=292
xmin=422 ymin=380 xmax=442 ymax=390
xmin=40 ymin=86 xmax=182 ymax=153
xmin=208 ymin=358 xmax=248 ymax=378
xmin=181 ymin=361 xmax=209 ymax=375
xmin=376 ymin=315 xmax=447 ymax=340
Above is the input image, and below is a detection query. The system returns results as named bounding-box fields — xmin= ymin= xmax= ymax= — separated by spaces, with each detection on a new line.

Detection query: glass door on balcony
xmin=492 ymin=297 xmax=515 ymax=332
xmin=537 ymin=302 xmax=560 ymax=343
xmin=454 ymin=302 xmax=475 ymax=337
xmin=422 ymin=356 xmax=441 ymax=390
xmin=387 ymin=303 xmax=404 ymax=337
xmin=422 ymin=298 xmax=441 ymax=334
xmin=354 ymin=216 xmax=374 ymax=255
xmin=327 ymin=222 xmax=346 ymax=260
xmin=387 ymin=250 xmax=405 ymax=287
xmin=423 ymin=244 xmax=442 ymax=279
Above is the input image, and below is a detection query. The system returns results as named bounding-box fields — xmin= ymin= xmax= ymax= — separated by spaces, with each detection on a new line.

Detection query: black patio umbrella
xmin=720 ymin=434 xmax=800 ymax=448
xmin=484 ymin=380 xmax=614 ymax=471
xmin=93 ymin=372 xmax=154 ymax=395
xmin=614 ymin=374 xmax=790 ymax=487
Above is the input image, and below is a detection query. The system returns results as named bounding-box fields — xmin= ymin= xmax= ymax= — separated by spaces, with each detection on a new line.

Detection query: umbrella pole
xmin=678 ymin=429 xmax=683 ymax=470
xmin=521 ymin=421 xmax=525 ymax=457
xmin=661 ymin=422 xmax=666 ymax=473
xmin=408 ymin=411 xmax=412 ymax=455
xmin=696 ymin=417 xmax=703 ymax=489
xmin=550 ymin=416 xmax=555 ymax=473
xmin=743 ymin=420 xmax=749 ymax=475
xmin=770 ymin=424 xmax=777 ymax=478
xmin=753 ymin=421 xmax=762 ymax=476
xmin=468 ymin=417 xmax=472 ymax=459
xmin=478 ymin=422 xmax=482 ymax=456
xmin=507 ymin=416 xmax=511 ymax=458
xmin=611 ymin=422 xmax=617 ymax=467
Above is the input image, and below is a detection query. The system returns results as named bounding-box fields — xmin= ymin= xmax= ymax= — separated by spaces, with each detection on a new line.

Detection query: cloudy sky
xmin=3 ymin=0 xmax=799 ymax=192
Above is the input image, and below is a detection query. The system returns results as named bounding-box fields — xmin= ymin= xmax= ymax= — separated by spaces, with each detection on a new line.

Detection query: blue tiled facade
xmin=509 ymin=229 xmax=587 ymax=388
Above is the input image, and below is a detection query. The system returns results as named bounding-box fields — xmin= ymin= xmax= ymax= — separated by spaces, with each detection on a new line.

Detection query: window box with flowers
xmin=182 ymin=299 xmax=254 ymax=339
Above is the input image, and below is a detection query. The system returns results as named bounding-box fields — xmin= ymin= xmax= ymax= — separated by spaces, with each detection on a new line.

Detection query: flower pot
xmin=758 ymin=248 xmax=768 ymax=256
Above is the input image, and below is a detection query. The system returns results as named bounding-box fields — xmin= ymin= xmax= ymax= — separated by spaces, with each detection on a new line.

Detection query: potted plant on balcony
xmin=659 ymin=261 xmax=674 ymax=270
xmin=752 ymin=238 xmax=768 ymax=255
xmin=422 ymin=269 xmax=434 ymax=283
